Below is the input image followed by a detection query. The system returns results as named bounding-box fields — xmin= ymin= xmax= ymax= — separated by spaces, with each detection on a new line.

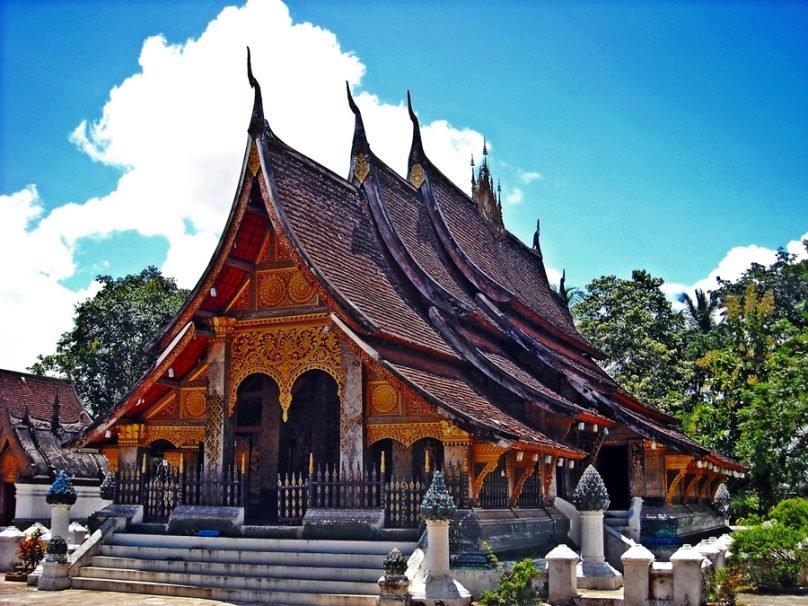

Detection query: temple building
xmin=0 ymin=370 xmax=107 ymax=525
xmin=74 ymin=57 xmax=744 ymax=554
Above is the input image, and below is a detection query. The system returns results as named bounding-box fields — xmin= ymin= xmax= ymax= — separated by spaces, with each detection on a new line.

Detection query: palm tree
xmin=677 ymin=288 xmax=717 ymax=333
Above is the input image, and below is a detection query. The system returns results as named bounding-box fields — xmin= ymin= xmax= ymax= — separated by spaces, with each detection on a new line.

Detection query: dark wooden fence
xmin=277 ymin=462 xmax=469 ymax=528
xmin=114 ymin=462 xmax=246 ymax=523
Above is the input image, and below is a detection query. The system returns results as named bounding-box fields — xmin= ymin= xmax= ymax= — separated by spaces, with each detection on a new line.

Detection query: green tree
xmin=678 ymin=288 xmax=718 ymax=334
xmin=30 ymin=267 xmax=188 ymax=417
xmin=572 ymin=270 xmax=692 ymax=412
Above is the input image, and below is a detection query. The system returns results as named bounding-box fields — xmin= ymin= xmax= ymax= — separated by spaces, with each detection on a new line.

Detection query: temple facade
xmin=75 ymin=58 xmax=744 ymax=552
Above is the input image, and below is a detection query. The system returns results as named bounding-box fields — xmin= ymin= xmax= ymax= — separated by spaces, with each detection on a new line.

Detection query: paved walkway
xmin=0 ymin=580 xmax=239 ymax=606
xmin=3 ymin=580 xmax=808 ymax=606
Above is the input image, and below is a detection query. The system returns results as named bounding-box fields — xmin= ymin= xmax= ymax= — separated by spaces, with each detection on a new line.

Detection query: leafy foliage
xmin=30 ymin=267 xmax=188 ymax=417
xmin=479 ymin=557 xmax=540 ymax=606
xmin=573 ymin=269 xmax=692 ymax=412
xmin=574 ymin=244 xmax=808 ymax=512
xmin=727 ymin=520 xmax=807 ymax=591
xmin=16 ymin=527 xmax=46 ymax=572
xmin=769 ymin=498 xmax=808 ymax=534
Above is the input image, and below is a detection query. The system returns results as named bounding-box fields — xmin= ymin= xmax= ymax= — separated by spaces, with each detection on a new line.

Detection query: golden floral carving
xmin=409 ymin=163 xmax=425 ymax=188
xmin=229 ymin=323 xmax=343 ymax=421
xmin=354 ymin=153 xmax=369 ymax=184
xmin=103 ymin=448 xmax=120 ymax=473
xmin=227 ymin=280 xmax=251 ymax=313
xmin=145 ymin=393 xmax=176 ymax=420
xmin=117 ymin=424 xmax=143 ymax=447
xmin=247 ymin=142 xmax=261 ymax=177
xmin=368 ymin=383 xmax=400 ymax=416
xmin=204 ymin=394 xmax=224 ymax=471
xmin=144 ymin=425 xmax=205 ymax=449
xmin=407 ymin=395 xmax=437 ymax=416
xmin=256 ymin=268 xmax=317 ymax=310
xmin=182 ymin=389 xmax=207 ymax=419
xmin=512 ymin=462 xmax=537 ymax=506
xmin=366 ymin=420 xmax=468 ymax=448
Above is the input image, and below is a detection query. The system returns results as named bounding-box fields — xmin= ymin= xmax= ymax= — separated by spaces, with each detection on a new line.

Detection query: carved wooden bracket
xmin=664 ymin=454 xmax=694 ymax=504
xmin=684 ymin=472 xmax=704 ymax=504
xmin=511 ymin=462 xmax=537 ymax=507
xmin=470 ymin=443 xmax=505 ymax=500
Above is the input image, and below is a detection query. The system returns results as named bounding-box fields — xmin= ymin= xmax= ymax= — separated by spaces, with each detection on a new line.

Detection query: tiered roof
xmin=76 ymin=54 xmax=745 ymax=472
xmin=0 ymin=369 xmax=105 ymax=480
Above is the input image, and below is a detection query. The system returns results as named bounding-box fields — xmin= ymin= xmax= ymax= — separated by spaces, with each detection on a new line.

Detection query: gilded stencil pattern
xmin=354 ymin=153 xmax=369 ymax=184
xmin=182 ymin=389 xmax=207 ymax=419
xmin=256 ymin=268 xmax=318 ymax=310
xmin=229 ymin=325 xmax=343 ymax=421
xmin=367 ymin=382 xmax=400 ymax=416
xmin=366 ymin=421 xmax=468 ymax=448
xmin=409 ymin=163 xmax=425 ymax=188
xmin=205 ymin=394 xmax=224 ymax=472
xmin=145 ymin=393 xmax=176 ymax=420
xmin=407 ymin=396 xmax=437 ymax=416
xmin=144 ymin=425 xmax=204 ymax=449
xmin=103 ymin=448 xmax=120 ymax=473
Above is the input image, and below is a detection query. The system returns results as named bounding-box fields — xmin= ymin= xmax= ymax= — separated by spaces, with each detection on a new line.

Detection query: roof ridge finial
xmin=407 ymin=90 xmax=426 ymax=175
xmin=247 ymin=47 xmax=268 ymax=138
xmin=346 ymin=82 xmax=371 ymax=184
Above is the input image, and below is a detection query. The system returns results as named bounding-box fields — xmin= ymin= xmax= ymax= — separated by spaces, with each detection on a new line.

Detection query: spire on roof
xmin=247 ymin=47 xmax=269 ymax=138
xmin=472 ymin=140 xmax=503 ymax=229
xmin=406 ymin=91 xmax=427 ymax=188
xmin=346 ymin=82 xmax=371 ymax=185
xmin=532 ymin=218 xmax=542 ymax=258
xmin=51 ymin=391 xmax=61 ymax=434
xmin=470 ymin=155 xmax=477 ymax=194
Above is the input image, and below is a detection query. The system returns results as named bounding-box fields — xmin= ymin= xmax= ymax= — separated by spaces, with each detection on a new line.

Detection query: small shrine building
xmin=75 ymin=57 xmax=744 ymax=552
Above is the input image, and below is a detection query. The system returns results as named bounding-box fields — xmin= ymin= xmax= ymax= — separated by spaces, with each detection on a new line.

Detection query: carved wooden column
xmin=205 ymin=316 xmax=235 ymax=475
xmin=339 ymin=344 xmax=363 ymax=472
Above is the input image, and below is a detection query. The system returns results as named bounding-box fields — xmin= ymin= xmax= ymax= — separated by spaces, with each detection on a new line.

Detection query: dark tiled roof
xmin=0 ymin=369 xmax=90 ymax=425
xmin=266 ymin=141 xmax=459 ymax=360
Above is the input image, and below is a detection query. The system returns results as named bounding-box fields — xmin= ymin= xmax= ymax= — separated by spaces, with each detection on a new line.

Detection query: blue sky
xmin=1 ymin=0 xmax=806 ymax=371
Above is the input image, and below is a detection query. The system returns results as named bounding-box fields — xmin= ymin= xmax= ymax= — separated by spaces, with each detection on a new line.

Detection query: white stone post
xmin=545 ymin=544 xmax=579 ymax=606
xmin=49 ymin=504 xmax=71 ymax=544
xmin=426 ymin=519 xmax=450 ymax=576
xmin=621 ymin=544 xmax=655 ymax=606
xmin=412 ymin=471 xmax=470 ymax=606
xmin=580 ymin=510 xmax=605 ymax=563
xmin=671 ymin=544 xmax=706 ymax=606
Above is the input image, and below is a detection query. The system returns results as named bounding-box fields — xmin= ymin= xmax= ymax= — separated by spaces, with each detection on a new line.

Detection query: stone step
xmin=71 ymin=576 xmax=377 ymax=606
xmin=99 ymin=543 xmax=391 ymax=569
xmin=110 ymin=532 xmax=414 ymax=555
xmin=574 ymin=587 xmax=624 ymax=606
xmin=77 ymin=565 xmax=379 ymax=595
xmin=90 ymin=555 xmax=382 ymax=583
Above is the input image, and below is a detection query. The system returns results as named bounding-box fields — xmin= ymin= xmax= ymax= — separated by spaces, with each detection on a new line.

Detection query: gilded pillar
xmin=205 ymin=317 xmax=235 ymax=475
xmin=339 ymin=344 xmax=363 ymax=471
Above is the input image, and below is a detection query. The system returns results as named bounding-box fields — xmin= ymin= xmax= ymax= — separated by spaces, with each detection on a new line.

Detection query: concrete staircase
xmin=71 ymin=531 xmax=418 ymax=605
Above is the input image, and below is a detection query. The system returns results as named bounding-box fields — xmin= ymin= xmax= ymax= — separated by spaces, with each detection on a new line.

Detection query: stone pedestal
xmin=426 ymin=519 xmax=450 ymax=575
xmin=621 ymin=544 xmax=655 ymax=606
xmin=49 ymin=504 xmax=71 ymax=545
xmin=546 ymin=544 xmax=579 ymax=606
xmin=412 ymin=519 xmax=471 ymax=606
xmin=0 ymin=527 xmax=24 ymax=572
xmin=377 ymin=575 xmax=411 ymax=606
xmin=671 ymin=544 xmax=706 ymax=606
xmin=577 ymin=509 xmax=622 ymax=589
xmin=580 ymin=510 xmax=605 ymax=563
xmin=38 ymin=558 xmax=70 ymax=591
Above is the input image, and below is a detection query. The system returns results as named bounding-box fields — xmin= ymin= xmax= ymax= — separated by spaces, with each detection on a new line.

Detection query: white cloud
xmin=0 ymin=187 xmax=101 ymax=371
xmin=505 ymin=188 xmax=524 ymax=205
xmin=519 ymin=170 xmax=543 ymax=184
xmin=0 ymin=0 xmax=486 ymax=372
xmin=662 ymin=232 xmax=808 ymax=306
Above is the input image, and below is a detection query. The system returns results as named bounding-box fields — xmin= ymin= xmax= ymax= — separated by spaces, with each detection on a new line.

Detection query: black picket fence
xmin=114 ymin=462 xmax=246 ymax=523
xmin=277 ymin=462 xmax=470 ymax=528
xmin=114 ymin=459 xmax=532 ymax=527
